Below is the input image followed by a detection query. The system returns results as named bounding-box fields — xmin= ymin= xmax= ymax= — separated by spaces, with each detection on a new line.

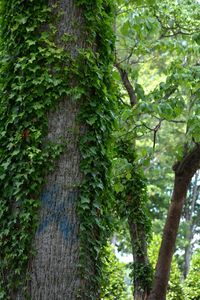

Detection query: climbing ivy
xmin=76 ymin=0 xmax=116 ymax=298
xmin=0 ymin=0 xmax=116 ymax=299
xmin=113 ymin=138 xmax=152 ymax=293
xmin=0 ymin=1 xmax=66 ymax=298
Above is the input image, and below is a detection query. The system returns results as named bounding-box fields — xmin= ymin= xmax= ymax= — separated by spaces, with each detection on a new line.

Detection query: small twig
xmin=118 ymin=50 xmax=134 ymax=64
xmin=119 ymin=97 xmax=131 ymax=107
xmin=152 ymin=115 xmax=185 ymax=124
xmin=168 ymin=119 xmax=185 ymax=124
xmin=160 ymin=31 xmax=199 ymax=39
xmin=153 ymin=119 xmax=162 ymax=150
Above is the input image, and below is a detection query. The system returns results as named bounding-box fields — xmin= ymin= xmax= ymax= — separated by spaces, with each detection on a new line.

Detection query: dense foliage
xmin=111 ymin=0 xmax=200 ymax=297
xmin=0 ymin=1 xmax=64 ymax=297
xmin=101 ymin=243 xmax=131 ymax=300
xmin=184 ymin=249 xmax=200 ymax=300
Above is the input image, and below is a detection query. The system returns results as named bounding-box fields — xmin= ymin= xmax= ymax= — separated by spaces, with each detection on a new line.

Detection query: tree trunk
xmin=16 ymin=1 xmax=92 ymax=299
xmin=148 ymin=145 xmax=200 ymax=300
xmin=1 ymin=0 xmax=115 ymax=298
xmin=183 ymin=202 xmax=193 ymax=279
xmin=115 ymin=63 xmax=150 ymax=300
xmin=183 ymin=241 xmax=192 ymax=278
xmin=183 ymin=171 xmax=199 ymax=278
xmin=148 ymin=176 xmax=187 ymax=300
xmin=128 ymin=220 xmax=149 ymax=300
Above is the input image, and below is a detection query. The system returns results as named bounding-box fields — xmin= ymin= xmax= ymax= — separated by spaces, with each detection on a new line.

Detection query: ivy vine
xmin=114 ymin=139 xmax=152 ymax=293
xmin=76 ymin=0 xmax=116 ymax=298
xmin=0 ymin=0 xmax=116 ymax=299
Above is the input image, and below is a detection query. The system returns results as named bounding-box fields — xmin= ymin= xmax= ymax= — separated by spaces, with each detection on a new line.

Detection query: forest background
xmin=105 ymin=0 xmax=200 ymax=299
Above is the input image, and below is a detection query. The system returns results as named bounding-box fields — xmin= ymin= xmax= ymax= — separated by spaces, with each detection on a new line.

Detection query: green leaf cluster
xmin=75 ymin=1 xmax=118 ymax=298
xmin=101 ymin=243 xmax=131 ymax=300
xmin=183 ymin=249 xmax=200 ymax=300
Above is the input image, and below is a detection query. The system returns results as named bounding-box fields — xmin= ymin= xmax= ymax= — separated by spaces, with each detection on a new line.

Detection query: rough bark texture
xmin=28 ymin=99 xmax=83 ymax=300
xmin=16 ymin=1 xmax=91 ymax=299
xmin=148 ymin=144 xmax=200 ymax=300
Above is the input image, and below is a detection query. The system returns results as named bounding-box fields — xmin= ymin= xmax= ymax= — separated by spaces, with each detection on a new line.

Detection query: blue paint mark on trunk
xmin=37 ymin=185 xmax=78 ymax=240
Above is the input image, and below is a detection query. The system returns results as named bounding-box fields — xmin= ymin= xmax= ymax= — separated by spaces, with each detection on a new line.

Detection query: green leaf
xmin=120 ymin=21 xmax=130 ymax=36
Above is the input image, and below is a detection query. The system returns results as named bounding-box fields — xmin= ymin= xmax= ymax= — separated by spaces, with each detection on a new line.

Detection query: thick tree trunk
xmin=1 ymin=0 xmax=115 ymax=298
xmin=148 ymin=145 xmax=200 ymax=300
xmin=16 ymin=1 xmax=93 ymax=299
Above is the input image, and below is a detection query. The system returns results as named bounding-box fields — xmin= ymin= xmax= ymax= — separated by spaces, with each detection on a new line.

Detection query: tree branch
xmin=115 ymin=62 xmax=137 ymax=106
xmin=173 ymin=144 xmax=200 ymax=178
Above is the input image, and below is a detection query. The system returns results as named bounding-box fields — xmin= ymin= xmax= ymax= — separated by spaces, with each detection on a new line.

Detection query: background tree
xmin=113 ymin=0 xmax=200 ymax=298
xmin=181 ymin=171 xmax=200 ymax=278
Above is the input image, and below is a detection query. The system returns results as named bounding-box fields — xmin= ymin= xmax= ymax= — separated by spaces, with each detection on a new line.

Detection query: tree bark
xmin=148 ymin=144 xmax=200 ymax=300
xmin=27 ymin=100 xmax=84 ymax=300
xmin=183 ymin=238 xmax=192 ymax=278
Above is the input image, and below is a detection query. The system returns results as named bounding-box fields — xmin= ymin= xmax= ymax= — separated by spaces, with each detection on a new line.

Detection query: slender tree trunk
xmin=116 ymin=63 xmax=150 ymax=300
xmin=183 ymin=240 xmax=192 ymax=278
xmin=128 ymin=220 xmax=149 ymax=300
xmin=183 ymin=171 xmax=199 ymax=278
xmin=148 ymin=176 xmax=187 ymax=300
xmin=183 ymin=202 xmax=193 ymax=279
xmin=148 ymin=145 xmax=200 ymax=300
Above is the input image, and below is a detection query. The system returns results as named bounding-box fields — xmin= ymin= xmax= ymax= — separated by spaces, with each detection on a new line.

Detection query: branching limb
xmin=173 ymin=143 xmax=200 ymax=177
xmin=115 ymin=62 xmax=137 ymax=106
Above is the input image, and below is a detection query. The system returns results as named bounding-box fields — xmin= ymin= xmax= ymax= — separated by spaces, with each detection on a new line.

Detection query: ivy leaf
xmin=114 ymin=183 xmax=124 ymax=193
